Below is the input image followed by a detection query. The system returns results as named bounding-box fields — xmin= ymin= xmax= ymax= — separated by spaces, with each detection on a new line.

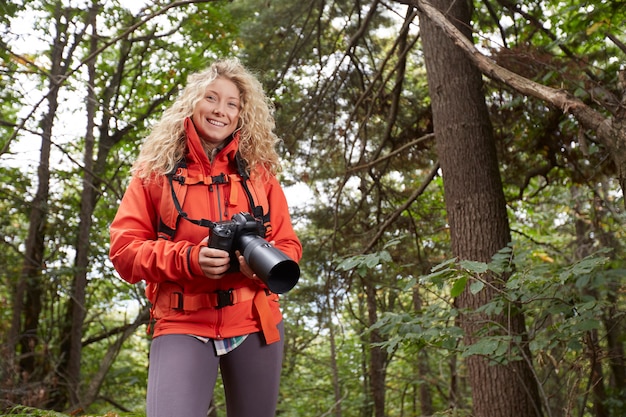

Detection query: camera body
xmin=208 ymin=212 xmax=300 ymax=294
xmin=209 ymin=212 xmax=266 ymax=256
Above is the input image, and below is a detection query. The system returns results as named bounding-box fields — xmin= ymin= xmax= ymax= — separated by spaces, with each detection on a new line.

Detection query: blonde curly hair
xmin=132 ymin=58 xmax=281 ymax=179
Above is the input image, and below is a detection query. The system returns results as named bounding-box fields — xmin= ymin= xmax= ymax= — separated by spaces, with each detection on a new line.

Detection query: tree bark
xmin=413 ymin=287 xmax=434 ymax=416
xmin=8 ymin=1 xmax=66 ymax=391
xmin=417 ymin=0 xmax=543 ymax=416
xmin=328 ymin=295 xmax=343 ymax=417
xmin=64 ymin=3 xmax=100 ymax=408
xmin=364 ymin=279 xmax=388 ymax=417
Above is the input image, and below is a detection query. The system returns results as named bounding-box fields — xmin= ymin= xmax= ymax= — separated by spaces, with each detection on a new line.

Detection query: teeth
xmin=208 ymin=119 xmax=226 ymax=127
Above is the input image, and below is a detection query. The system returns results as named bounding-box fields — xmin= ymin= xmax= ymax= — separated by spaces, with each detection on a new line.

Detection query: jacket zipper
xmin=216 ymin=307 xmax=224 ymax=339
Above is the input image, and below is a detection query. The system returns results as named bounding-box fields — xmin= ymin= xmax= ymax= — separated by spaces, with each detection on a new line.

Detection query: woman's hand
xmin=236 ymin=251 xmax=257 ymax=281
xmin=236 ymin=240 xmax=275 ymax=282
xmin=198 ymin=246 xmax=231 ymax=279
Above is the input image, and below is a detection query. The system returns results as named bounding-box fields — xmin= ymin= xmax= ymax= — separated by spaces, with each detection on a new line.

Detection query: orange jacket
xmin=109 ymin=118 xmax=302 ymax=343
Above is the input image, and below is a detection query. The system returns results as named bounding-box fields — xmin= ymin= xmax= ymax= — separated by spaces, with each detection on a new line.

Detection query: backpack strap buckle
xmin=171 ymin=291 xmax=184 ymax=310
xmin=215 ymin=289 xmax=234 ymax=309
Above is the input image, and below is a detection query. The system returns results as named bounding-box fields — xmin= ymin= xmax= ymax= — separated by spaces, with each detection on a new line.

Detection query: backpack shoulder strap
xmin=235 ymin=152 xmax=265 ymax=221
xmin=157 ymin=161 xmax=188 ymax=240
xmin=158 ymin=160 xmax=215 ymax=240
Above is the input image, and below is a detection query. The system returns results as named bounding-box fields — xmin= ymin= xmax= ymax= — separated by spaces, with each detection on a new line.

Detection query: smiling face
xmin=192 ymin=77 xmax=241 ymax=149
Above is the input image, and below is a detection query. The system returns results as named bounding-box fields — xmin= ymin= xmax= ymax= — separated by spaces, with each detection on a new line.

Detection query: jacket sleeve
xmin=264 ymin=176 xmax=303 ymax=263
xmin=109 ymin=175 xmax=204 ymax=285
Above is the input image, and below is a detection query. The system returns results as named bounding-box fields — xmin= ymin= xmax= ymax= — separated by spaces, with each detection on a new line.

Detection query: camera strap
xmin=166 ymin=172 xmax=217 ymax=230
xmin=234 ymin=152 xmax=265 ymax=220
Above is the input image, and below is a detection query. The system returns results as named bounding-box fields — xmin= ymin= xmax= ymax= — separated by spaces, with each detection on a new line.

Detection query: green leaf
xmin=462 ymin=338 xmax=499 ymax=357
xmin=451 ymin=276 xmax=468 ymax=297
xmin=572 ymin=319 xmax=601 ymax=332
xmin=337 ymin=256 xmax=361 ymax=271
xmin=470 ymin=280 xmax=485 ymax=294
xmin=459 ymin=260 xmax=489 ymax=274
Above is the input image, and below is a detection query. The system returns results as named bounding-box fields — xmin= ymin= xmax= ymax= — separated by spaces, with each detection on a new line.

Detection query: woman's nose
xmin=212 ymin=102 xmax=225 ymax=115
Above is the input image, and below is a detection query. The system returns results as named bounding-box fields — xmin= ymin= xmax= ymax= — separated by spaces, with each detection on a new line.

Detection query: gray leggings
xmin=146 ymin=322 xmax=284 ymax=417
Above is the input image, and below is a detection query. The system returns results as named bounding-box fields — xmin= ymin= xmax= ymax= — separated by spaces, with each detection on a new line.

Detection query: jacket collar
xmin=183 ymin=117 xmax=240 ymax=177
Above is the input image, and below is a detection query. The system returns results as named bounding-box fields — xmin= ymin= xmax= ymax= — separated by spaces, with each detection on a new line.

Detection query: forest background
xmin=1 ymin=0 xmax=625 ymax=416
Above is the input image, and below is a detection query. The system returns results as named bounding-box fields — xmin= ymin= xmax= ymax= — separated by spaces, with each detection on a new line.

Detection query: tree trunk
xmin=592 ymin=186 xmax=626 ymax=397
xmin=37 ymin=5 xmax=95 ymax=410
xmin=418 ymin=1 xmax=543 ymax=416
xmin=413 ymin=286 xmax=433 ymax=416
xmin=364 ymin=279 xmax=388 ymax=417
xmin=574 ymin=198 xmax=610 ymax=417
xmin=8 ymin=2 xmax=65 ymax=395
xmin=328 ymin=295 xmax=343 ymax=417
xmin=63 ymin=5 xmax=99 ymax=408
xmin=604 ymin=297 xmax=626 ymax=394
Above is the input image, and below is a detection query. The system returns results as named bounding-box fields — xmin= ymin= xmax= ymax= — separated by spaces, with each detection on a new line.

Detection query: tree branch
xmin=364 ymin=161 xmax=440 ymax=254
xmin=398 ymin=0 xmax=626 ymax=202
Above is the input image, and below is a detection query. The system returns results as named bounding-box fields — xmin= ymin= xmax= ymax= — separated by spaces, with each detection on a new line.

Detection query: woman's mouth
xmin=208 ymin=119 xmax=226 ymax=127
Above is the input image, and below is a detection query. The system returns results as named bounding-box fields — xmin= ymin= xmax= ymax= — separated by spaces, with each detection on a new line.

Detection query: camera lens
xmin=239 ymin=234 xmax=300 ymax=293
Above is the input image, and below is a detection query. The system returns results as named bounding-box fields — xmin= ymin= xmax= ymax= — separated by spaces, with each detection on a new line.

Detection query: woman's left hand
xmin=236 ymin=240 xmax=275 ymax=282
xmin=236 ymin=250 xmax=258 ymax=281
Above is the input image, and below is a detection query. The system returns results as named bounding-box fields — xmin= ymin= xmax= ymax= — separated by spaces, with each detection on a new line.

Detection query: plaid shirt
xmin=192 ymin=335 xmax=248 ymax=355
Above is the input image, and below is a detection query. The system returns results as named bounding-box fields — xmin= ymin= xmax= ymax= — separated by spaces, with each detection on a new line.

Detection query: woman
xmin=109 ymin=58 xmax=302 ymax=417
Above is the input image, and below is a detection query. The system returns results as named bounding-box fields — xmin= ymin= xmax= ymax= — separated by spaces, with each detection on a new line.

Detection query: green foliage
xmin=3 ymin=405 xmax=145 ymax=416
xmin=3 ymin=405 xmax=68 ymax=416
xmin=368 ymin=239 xmax=625 ymax=412
xmin=336 ymin=238 xmax=398 ymax=275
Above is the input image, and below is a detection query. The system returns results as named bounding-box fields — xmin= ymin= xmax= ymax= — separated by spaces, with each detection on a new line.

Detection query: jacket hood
xmin=184 ymin=117 xmax=240 ymax=178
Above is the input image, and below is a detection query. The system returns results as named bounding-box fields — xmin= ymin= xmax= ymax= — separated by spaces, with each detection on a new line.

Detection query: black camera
xmin=208 ymin=212 xmax=300 ymax=294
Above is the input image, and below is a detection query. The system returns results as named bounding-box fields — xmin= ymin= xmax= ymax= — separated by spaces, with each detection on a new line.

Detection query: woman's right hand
xmin=198 ymin=246 xmax=231 ymax=279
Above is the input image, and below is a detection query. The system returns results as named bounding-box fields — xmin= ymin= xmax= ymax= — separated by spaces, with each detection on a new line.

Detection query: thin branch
xmin=347 ymin=133 xmax=435 ymax=173
xmin=608 ymin=32 xmax=626 ymax=56
xmin=364 ymin=161 xmax=440 ymax=253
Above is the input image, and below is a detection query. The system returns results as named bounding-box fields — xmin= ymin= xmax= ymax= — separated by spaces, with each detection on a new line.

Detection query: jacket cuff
xmin=188 ymin=244 xmax=204 ymax=278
